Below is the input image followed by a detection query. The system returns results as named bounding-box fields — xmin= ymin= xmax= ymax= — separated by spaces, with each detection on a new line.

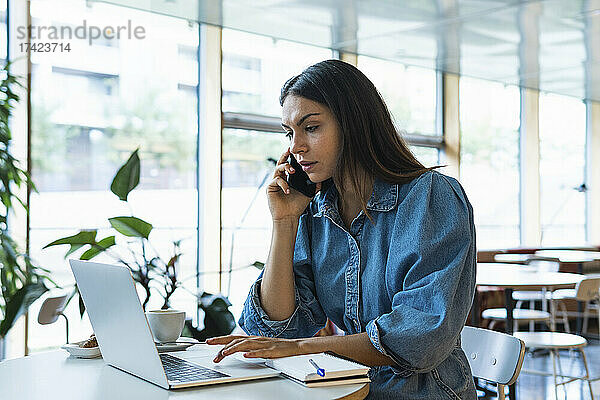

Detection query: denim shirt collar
xmin=313 ymin=178 xmax=398 ymax=217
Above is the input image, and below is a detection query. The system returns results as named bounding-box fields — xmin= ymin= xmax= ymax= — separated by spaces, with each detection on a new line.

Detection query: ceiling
xmin=95 ymin=0 xmax=600 ymax=102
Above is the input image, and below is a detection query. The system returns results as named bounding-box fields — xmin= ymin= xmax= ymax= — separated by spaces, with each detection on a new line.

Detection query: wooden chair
xmin=461 ymin=326 xmax=526 ymax=400
xmin=550 ymin=277 xmax=600 ymax=335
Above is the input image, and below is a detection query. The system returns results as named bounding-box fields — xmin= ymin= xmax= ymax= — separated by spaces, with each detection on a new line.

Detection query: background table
xmin=493 ymin=253 xmax=535 ymax=264
xmin=532 ymin=251 xmax=600 ymax=332
xmin=534 ymin=250 xmax=600 ymax=273
xmin=476 ymin=263 xmax=585 ymax=333
xmin=476 ymin=263 xmax=585 ymax=297
xmin=0 ymin=350 xmax=369 ymax=400
xmin=493 ymin=253 xmax=559 ymax=265
xmin=474 ymin=263 xmax=585 ymax=400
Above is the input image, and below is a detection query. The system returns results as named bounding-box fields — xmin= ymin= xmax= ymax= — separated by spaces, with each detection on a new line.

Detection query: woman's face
xmin=281 ymin=95 xmax=341 ymax=183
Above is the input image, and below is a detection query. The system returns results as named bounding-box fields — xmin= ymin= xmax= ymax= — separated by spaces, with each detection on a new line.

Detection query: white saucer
xmin=61 ymin=341 xmax=101 ymax=359
xmin=155 ymin=337 xmax=200 ymax=353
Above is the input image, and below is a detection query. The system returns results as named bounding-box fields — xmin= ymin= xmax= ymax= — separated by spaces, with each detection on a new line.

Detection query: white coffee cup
xmin=145 ymin=309 xmax=185 ymax=343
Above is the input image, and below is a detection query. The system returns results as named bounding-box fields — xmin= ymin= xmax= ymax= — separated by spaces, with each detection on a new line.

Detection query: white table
xmin=477 ymin=263 xmax=585 ymax=293
xmin=476 ymin=262 xmax=585 ymax=332
xmin=493 ymin=253 xmax=559 ymax=264
xmin=475 ymin=263 xmax=585 ymax=400
xmin=0 ymin=349 xmax=369 ymax=400
xmin=493 ymin=253 xmax=533 ymax=264
xmin=534 ymin=250 xmax=600 ymax=261
xmin=534 ymin=250 xmax=600 ymax=273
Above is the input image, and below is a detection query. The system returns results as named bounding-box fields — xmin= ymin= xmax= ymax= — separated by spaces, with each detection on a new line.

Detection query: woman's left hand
xmin=206 ymin=335 xmax=312 ymax=363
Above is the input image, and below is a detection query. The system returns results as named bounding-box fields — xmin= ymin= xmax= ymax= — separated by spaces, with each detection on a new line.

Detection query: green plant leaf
xmin=79 ymin=292 xmax=86 ymax=318
xmin=43 ymin=230 xmax=97 ymax=249
xmin=110 ymin=149 xmax=140 ymax=201
xmin=0 ymin=282 xmax=48 ymax=338
xmin=0 ymin=63 xmax=52 ymax=338
xmin=109 ymin=217 xmax=152 ymax=239
xmin=251 ymin=261 xmax=265 ymax=270
xmin=43 ymin=230 xmax=98 ymax=259
xmin=167 ymin=255 xmax=179 ymax=268
xmin=65 ymin=244 xmax=85 ymax=258
xmin=184 ymin=292 xmax=235 ymax=341
xmin=199 ymin=293 xmax=235 ymax=339
xmin=80 ymin=236 xmax=116 ymax=260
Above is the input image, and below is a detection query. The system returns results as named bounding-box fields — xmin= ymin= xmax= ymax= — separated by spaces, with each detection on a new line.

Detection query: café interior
xmin=1 ymin=1 xmax=600 ymax=399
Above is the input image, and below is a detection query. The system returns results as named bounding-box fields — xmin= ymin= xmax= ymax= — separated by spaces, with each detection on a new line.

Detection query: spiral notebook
xmin=264 ymin=353 xmax=370 ymax=387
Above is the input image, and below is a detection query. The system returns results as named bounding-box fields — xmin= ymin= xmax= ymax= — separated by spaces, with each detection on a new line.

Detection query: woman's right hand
xmin=267 ymin=148 xmax=321 ymax=222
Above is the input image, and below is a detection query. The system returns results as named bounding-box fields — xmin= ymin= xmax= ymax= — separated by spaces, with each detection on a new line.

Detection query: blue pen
xmin=309 ymin=358 xmax=325 ymax=377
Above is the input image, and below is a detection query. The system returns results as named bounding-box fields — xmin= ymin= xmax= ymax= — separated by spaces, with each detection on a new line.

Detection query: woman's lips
xmin=300 ymin=161 xmax=317 ymax=172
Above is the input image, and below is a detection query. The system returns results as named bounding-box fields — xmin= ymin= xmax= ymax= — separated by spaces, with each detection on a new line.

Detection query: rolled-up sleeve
xmin=365 ymin=172 xmax=476 ymax=374
xmin=238 ymin=210 xmax=327 ymax=338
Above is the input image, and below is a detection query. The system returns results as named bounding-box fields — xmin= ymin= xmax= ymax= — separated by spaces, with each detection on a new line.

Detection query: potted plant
xmin=44 ymin=149 xmax=236 ymax=339
xmin=0 ymin=63 xmax=53 ymax=360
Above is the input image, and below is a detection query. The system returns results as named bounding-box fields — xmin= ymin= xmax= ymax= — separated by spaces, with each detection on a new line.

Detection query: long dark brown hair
xmin=280 ymin=59 xmax=437 ymax=220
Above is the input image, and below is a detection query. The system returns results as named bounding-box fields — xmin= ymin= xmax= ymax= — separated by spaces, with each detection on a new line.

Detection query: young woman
xmin=208 ymin=60 xmax=477 ymax=399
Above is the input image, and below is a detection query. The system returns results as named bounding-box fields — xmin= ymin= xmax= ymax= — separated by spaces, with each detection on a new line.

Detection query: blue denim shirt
xmin=239 ymin=171 xmax=477 ymax=399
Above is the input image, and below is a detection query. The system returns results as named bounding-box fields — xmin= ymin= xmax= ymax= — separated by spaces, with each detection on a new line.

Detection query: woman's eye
xmin=305 ymin=125 xmax=319 ymax=133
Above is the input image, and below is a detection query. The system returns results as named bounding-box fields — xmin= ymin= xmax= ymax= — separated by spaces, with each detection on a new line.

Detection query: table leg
xmin=471 ymin=290 xmax=480 ymax=326
xmin=504 ymin=288 xmax=517 ymax=400
xmin=505 ymin=288 xmax=514 ymax=335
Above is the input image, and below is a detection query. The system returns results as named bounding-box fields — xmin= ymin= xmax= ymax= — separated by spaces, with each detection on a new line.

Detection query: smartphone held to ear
xmin=286 ymin=154 xmax=317 ymax=198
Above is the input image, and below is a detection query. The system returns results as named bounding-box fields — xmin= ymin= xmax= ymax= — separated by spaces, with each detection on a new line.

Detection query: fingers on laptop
xmin=208 ymin=335 xmax=261 ymax=362
xmin=206 ymin=335 xmax=248 ymax=345
xmin=210 ymin=336 xmax=302 ymax=363
xmin=213 ymin=339 xmax=269 ymax=362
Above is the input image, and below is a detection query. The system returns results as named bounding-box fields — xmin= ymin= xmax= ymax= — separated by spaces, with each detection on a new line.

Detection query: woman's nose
xmin=290 ymin=134 xmax=307 ymax=154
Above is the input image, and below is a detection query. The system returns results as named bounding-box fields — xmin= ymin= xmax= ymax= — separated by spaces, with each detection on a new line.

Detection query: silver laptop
xmin=70 ymin=259 xmax=280 ymax=389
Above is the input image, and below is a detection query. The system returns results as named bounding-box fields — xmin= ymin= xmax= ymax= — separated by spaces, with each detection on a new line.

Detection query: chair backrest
xmin=575 ymin=278 xmax=600 ymax=301
xmin=38 ymin=294 xmax=68 ymax=324
xmin=461 ymin=326 xmax=525 ymax=386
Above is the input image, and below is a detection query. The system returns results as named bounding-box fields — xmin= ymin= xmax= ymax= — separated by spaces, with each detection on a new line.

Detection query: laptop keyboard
xmin=160 ymin=353 xmax=230 ymax=382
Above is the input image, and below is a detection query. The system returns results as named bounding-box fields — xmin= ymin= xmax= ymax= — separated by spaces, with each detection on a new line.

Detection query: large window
xmin=357 ymin=56 xmax=438 ymax=136
xmin=539 ymin=93 xmax=586 ymax=245
xmin=460 ymin=77 xmax=520 ymax=249
xmin=221 ymin=29 xmax=331 ymax=317
xmin=357 ymin=56 xmax=440 ymax=168
xmin=222 ymin=29 xmax=332 ymax=117
xmin=410 ymin=146 xmax=439 ymax=167
xmin=27 ymin=0 xmax=198 ymax=352
xmin=221 ymin=128 xmax=289 ymax=317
